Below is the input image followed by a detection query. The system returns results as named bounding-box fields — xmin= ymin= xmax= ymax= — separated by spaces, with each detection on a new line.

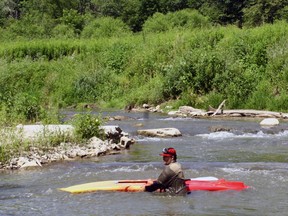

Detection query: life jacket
xmin=157 ymin=162 xmax=187 ymax=195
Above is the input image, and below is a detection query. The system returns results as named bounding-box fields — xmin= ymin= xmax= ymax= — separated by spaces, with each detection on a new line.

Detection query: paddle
xmin=118 ymin=180 xmax=152 ymax=184
xmin=118 ymin=177 xmax=219 ymax=184
xmin=189 ymin=176 xmax=218 ymax=181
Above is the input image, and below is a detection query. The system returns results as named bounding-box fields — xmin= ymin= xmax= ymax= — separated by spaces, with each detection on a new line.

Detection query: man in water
xmin=145 ymin=147 xmax=187 ymax=195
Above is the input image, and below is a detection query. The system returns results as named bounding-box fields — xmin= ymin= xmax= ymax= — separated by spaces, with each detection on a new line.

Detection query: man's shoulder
xmin=168 ymin=162 xmax=182 ymax=172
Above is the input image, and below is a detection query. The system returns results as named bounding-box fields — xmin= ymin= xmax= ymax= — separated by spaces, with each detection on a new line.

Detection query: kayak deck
xmin=59 ymin=180 xmax=149 ymax=193
xmin=59 ymin=178 xmax=249 ymax=194
xmin=186 ymin=179 xmax=249 ymax=191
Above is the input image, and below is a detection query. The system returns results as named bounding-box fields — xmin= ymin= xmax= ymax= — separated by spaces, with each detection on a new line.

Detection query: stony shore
xmin=132 ymin=104 xmax=288 ymax=119
xmin=0 ymin=125 xmax=134 ymax=170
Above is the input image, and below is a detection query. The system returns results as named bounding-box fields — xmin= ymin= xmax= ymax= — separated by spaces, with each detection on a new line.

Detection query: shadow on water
xmin=0 ymin=184 xmax=25 ymax=200
xmin=0 ymin=184 xmax=23 ymax=190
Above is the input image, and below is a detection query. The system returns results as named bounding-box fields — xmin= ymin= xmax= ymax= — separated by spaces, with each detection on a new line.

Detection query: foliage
xmin=1 ymin=20 xmax=288 ymax=124
xmin=81 ymin=17 xmax=131 ymax=38
xmin=72 ymin=113 xmax=104 ymax=140
xmin=143 ymin=9 xmax=211 ymax=33
xmin=60 ymin=9 xmax=86 ymax=35
xmin=243 ymin=0 xmax=288 ymax=27
xmin=51 ymin=24 xmax=76 ymax=39
xmin=71 ymin=68 xmax=115 ymax=103
xmin=3 ymin=10 xmax=55 ymax=40
xmin=1 ymin=0 xmax=288 ymax=33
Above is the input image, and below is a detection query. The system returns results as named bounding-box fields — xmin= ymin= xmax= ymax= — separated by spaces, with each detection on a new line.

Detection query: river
xmin=1 ymin=110 xmax=288 ymax=216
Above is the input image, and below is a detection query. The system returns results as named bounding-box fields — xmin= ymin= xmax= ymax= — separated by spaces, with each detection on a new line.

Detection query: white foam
xmin=102 ymin=164 xmax=155 ymax=173
xmin=196 ymin=130 xmax=288 ymax=140
xmin=197 ymin=131 xmax=235 ymax=139
xmin=275 ymin=130 xmax=288 ymax=137
xmin=136 ymin=137 xmax=166 ymax=142
xmin=221 ymin=167 xmax=251 ymax=174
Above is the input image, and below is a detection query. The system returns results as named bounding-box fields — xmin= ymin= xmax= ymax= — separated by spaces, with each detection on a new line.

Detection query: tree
xmin=60 ymin=9 xmax=86 ymax=34
xmin=120 ymin=0 xmax=142 ymax=32
xmin=159 ymin=0 xmax=188 ymax=13
xmin=278 ymin=5 xmax=288 ymax=21
xmin=92 ymin=0 xmax=124 ymax=17
xmin=194 ymin=0 xmax=247 ymax=27
xmin=187 ymin=0 xmax=204 ymax=9
xmin=243 ymin=0 xmax=288 ymax=27
xmin=90 ymin=0 xmax=142 ymax=32
xmin=219 ymin=0 xmax=247 ymax=27
xmin=0 ymin=0 xmax=21 ymax=25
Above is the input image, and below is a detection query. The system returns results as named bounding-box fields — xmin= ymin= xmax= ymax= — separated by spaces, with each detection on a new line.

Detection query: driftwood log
xmin=134 ymin=102 xmax=288 ymax=119
xmin=206 ymin=99 xmax=288 ymax=118
xmin=207 ymin=109 xmax=288 ymax=118
xmin=211 ymin=100 xmax=226 ymax=116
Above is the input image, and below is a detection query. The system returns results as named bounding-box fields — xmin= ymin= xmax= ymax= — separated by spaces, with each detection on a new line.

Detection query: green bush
xmin=60 ymin=9 xmax=86 ymax=35
xmin=271 ymin=92 xmax=288 ymax=111
xmin=142 ymin=12 xmax=171 ymax=33
xmin=143 ymin=9 xmax=211 ymax=33
xmin=51 ymin=24 xmax=76 ymax=39
xmin=102 ymin=42 xmax=134 ymax=74
xmin=72 ymin=113 xmax=104 ymax=140
xmin=81 ymin=17 xmax=131 ymax=39
xmin=245 ymin=81 xmax=272 ymax=110
xmin=4 ymin=13 xmax=55 ymax=40
xmin=205 ymin=92 xmax=225 ymax=110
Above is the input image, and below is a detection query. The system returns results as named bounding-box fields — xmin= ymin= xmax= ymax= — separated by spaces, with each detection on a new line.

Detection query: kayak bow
xmin=186 ymin=178 xmax=249 ymax=191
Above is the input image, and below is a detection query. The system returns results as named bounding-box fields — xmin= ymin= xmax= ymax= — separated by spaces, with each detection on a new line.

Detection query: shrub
xmin=72 ymin=113 xmax=104 ymax=140
xmin=142 ymin=12 xmax=171 ymax=33
xmin=51 ymin=24 xmax=76 ymax=39
xmin=60 ymin=9 xmax=85 ymax=35
xmin=143 ymin=9 xmax=211 ymax=33
xmin=4 ymin=13 xmax=55 ymax=39
xmin=71 ymin=68 xmax=115 ymax=103
xmin=81 ymin=17 xmax=131 ymax=39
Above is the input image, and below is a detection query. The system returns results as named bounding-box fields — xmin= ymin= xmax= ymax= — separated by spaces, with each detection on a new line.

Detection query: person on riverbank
xmin=145 ymin=147 xmax=187 ymax=195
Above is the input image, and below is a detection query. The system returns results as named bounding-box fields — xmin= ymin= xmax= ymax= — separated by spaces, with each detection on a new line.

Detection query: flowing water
xmin=1 ymin=110 xmax=288 ymax=216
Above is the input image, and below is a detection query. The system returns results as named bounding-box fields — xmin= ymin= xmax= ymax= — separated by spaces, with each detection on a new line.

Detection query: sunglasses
xmin=162 ymin=148 xmax=169 ymax=154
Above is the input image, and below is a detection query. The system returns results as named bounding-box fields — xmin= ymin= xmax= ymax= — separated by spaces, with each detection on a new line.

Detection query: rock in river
xmin=137 ymin=128 xmax=182 ymax=137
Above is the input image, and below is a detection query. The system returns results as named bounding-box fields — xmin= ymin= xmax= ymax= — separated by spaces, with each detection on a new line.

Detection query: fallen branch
xmin=211 ymin=100 xmax=226 ymax=116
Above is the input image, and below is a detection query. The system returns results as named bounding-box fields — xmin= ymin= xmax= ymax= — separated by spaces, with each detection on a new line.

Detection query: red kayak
xmin=186 ymin=178 xmax=249 ymax=191
xmin=59 ymin=177 xmax=249 ymax=194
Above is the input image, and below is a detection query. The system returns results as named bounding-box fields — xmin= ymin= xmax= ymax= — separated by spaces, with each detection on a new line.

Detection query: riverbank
xmin=0 ymin=124 xmax=134 ymax=171
xmin=131 ymin=103 xmax=288 ymax=120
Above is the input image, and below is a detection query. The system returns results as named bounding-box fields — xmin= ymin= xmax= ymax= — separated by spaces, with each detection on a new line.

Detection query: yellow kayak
xmin=59 ymin=180 xmax=150 ymax=194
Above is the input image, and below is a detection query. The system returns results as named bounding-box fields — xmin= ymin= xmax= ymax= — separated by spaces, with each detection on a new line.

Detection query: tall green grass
xmin=1 ymin=21 xmax=288 ymax=125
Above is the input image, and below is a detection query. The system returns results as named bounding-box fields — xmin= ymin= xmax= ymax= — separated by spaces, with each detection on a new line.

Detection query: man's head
xmin=160 ymin=147 xmax=177 ymax=164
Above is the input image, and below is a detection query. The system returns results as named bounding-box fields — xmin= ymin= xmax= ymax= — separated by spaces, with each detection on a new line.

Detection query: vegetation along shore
xmin=1 ymin=1 xmax=288 ymax=169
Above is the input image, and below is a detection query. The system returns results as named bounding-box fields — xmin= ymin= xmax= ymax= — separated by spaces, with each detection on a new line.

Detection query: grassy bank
xmin=0 ymin=113 xmax=103 ymax=167
xmin=0 ymin=21 xmax=288 ymax=125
